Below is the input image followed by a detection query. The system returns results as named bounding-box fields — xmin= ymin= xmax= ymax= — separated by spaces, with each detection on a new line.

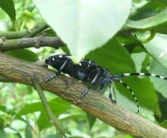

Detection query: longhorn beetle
xmin=45 ymin=54 xmax=167 ymax=113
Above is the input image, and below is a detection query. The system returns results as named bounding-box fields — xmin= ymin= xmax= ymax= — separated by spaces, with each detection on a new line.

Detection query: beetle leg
xmin=109 ymin=86 xmax=117 ymax=103
xmin=45 ymin=59 xmax=69 ymax=81
xmin=80 ymin=69 xmax=100 ymax=98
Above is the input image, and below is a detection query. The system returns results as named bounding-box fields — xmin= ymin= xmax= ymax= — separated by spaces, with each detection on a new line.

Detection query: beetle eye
xmin=52 ymin=58 xmax=55 ymax=61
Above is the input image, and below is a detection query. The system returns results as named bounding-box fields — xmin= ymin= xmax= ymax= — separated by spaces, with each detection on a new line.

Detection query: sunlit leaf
xmin=33 ymin=0 xmax=132 ymax=62
xmin=136 ymin=32 xmax=167 ymax=68
xmin=150 ymin=60 xmax=167 ymax=99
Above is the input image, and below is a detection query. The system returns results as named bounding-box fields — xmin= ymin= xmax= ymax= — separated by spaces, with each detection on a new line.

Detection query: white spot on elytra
xmin=66 ymin=56 xmax=72 ymax=59
xmin=89 ymin=60 xmax=91 ymax=64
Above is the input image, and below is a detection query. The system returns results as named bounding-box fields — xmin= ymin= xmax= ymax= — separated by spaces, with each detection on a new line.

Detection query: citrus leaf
xmin=7 ymin=49 xmax=38 ymax=62
xmin=86 ymin=38 xmax=160 ymax=114
xmin=0 ymin=0 xmax=16 ymax=21
xmin=136 ymin=32 xmax=167 ymax=68
xmin=160 ymin=120 xmax=167 ymax=129
xmin=33 ymin=0 xmax=132 ymax=62
xmin=86 ymin=113 xmax=96 ymax=130
xmin=150 ymin=60 xmax=167 ymax=99
xmin=126 ymin=10 xmax=167 ymax=29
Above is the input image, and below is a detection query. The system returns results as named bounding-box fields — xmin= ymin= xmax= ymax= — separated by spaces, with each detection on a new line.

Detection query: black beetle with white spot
xmin=45 ymin=54 xmax=167 ymax=113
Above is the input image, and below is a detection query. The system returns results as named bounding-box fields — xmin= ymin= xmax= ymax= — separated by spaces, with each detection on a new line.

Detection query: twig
xmin=0 ymin=30 xmax=28 ymax=39
xmin=0 ymin=36 xmax=65 ymax=51
xmin=32 ymin=75 xmax=66 ymax=137
xmin=24 ymin=24 xmax=49 ymax=38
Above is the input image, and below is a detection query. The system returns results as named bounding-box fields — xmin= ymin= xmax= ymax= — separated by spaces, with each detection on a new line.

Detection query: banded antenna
xmin=114 ymin=73 xmax=167 ymax=80
xmin=112 ymin=78 xmax=139 ymax=113
xmin=112 ymin=72 xmax=167 ymax=113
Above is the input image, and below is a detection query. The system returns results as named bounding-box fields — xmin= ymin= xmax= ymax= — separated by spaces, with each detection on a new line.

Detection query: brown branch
xmin=0 ymin=36 xmax=65 ymax=51
xmin=0 ymin=53 xmax=167 ymax=138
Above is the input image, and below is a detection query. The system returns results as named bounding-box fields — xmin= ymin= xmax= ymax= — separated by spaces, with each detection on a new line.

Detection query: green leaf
xmin=60 ymin=114 xmax=85 ymax=121
xmin=0 ymin=127 xmax=6 ymax=138
xmin=131 ymin=52 xmax=147 ymax=72
xmin=0 ymin=117 xmax=4 ymax=127
xmin=15 ymin=102 xmax=45 ymax=119
xmin=150 ymin=60 xmax=167 ymax=99
xmin=115 ymin=77 xmax=160 ymax=115
xmin=152 ymin=0 xmax=167 ymax=5
xmin=86 ymin=38 xmax=136 ymax=73
xmin=45 ymin=134 xmax=64 ymax=138
xmin=0 ymin=105 xmax=6 ymax=112
xmin=37 ymin=98 xmax=71 ymax=130
xmin=160 ymin=120 xmax=167 ymax=129
xmin=8 ymin=127 xmax=22 ymax=138
xmin=86 ymin=113 xmax=96 ymax=130
xmin=155 ymin=93 xmax=167 ymax=123
xmin=136 ymin=32 xmax=167 ymax=68
xmin=15 ymin=97 xmax=71 ymax=130
xmin=125 ymin=135 xmax=134 ymax=138
xmin=33 ymin=0 xmax=132 ymax=62
xmin=25 ymin=120 xmax=33 ymax=138
xmin=7 ymin=49 xmax=38 ymax=62
xmin=126 ymin=10 xmax=167 ymax=29
xmin=37 ymin=111 xmax=50 ymax=130
xmin=15 ymin=98 xmax=70 ymax=119
xmin=86 ymin=38 xmax=160 ymax=114
xmin=0 ymin=0 xmax=16 ymax=21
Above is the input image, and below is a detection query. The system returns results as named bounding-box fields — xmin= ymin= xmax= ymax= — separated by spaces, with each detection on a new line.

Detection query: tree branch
xmin=0 ymin=37 xmax=65 ymax=51
xmin=0 ymin=53 xmax=167 ymax=138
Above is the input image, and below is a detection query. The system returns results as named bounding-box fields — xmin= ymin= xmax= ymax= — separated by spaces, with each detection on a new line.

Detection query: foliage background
xmin=0 ymin=0 xmax=167 ymax=138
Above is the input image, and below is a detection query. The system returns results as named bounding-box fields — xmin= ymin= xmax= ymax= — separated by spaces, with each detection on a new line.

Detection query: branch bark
xmin=0 ymin=53 xmax=167 ymax=138
xmin=0 ymin=36 xmax=65 ymax=51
